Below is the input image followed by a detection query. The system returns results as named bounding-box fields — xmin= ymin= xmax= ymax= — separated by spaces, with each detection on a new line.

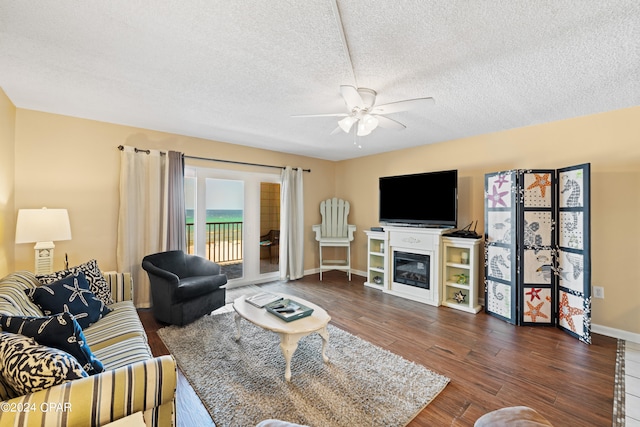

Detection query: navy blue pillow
xmin=0 ymin=312 xmax=103 ymax=375
xmin=25 ymin=272 xmax=112 ymax=329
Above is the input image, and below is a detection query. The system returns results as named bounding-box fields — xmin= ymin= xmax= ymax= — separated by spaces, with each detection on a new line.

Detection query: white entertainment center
xmin=365 ymin=226 xmax=482 ymax=313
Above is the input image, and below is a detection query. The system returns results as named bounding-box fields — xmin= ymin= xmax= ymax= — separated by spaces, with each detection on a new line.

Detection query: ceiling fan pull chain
xmin=353 ymin=132 xmax=362 ymax=149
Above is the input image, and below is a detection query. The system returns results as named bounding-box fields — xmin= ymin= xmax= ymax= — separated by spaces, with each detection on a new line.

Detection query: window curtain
xmin=117 ymin=146 xmax=185 ymax=307
xmin=165 ymin=151 xmax=186 ymax=252
xmin=279 ymin=166 xmax=304 ymax=280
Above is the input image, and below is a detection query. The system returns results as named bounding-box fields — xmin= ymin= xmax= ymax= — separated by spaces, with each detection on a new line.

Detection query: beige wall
xmin=13 ymin=109 xmax=336 ymax=273
xmin=0 ymin=89 xmax=16 ymax=276
xmin=336 ymin=106 xmax=640 ymax=334
xmin=6 ymin=102 xmax=639 ymax=335
xmin=260 ymin=182 xmax=281 ymax=236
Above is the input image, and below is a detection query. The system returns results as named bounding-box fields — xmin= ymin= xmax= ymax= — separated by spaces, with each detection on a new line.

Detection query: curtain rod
xmin=117 ymin=145 xmax=310 ymax=172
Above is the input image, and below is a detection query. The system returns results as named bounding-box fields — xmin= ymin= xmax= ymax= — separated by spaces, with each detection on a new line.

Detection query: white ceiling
xmin=1 ymin=1 xmax=639 ymax=161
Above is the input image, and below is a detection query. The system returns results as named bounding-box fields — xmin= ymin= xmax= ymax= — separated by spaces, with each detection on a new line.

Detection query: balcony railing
xmin=185 ymin=221 xmax=243 ymax=264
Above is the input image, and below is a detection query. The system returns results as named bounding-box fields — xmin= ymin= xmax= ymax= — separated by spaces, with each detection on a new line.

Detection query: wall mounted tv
xmin=379 ymin=169 xmax=458 ymax=228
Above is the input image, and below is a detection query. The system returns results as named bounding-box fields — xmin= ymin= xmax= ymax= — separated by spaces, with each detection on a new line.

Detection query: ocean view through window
xmin=184 ymin=166 xmax=281 ymax=285
xmin=185 ymin=209 xmax=243 ymax=261
xmin=185 ymin=175 xmax=244 ymax=280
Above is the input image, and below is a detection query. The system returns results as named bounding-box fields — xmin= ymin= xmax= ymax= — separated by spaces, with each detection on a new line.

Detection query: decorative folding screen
xmin=484 ymin=163 xmax=591 ymax=343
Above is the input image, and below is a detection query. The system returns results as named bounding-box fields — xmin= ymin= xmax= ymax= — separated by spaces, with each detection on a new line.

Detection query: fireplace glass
xmin=393 ymin=251 xmax=430 ymax=289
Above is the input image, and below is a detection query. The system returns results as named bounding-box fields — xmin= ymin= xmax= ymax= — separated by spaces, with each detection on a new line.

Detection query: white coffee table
xmin=232 ymin=294 xmax=331 ymax=382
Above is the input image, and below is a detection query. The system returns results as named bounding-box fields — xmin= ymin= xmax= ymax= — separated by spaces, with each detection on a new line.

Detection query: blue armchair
xmin=142 ymin=250 xmax=228 ymax=326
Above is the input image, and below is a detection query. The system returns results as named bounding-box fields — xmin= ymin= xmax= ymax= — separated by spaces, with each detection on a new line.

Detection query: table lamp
xmin=15 ymin=208 xmax=72 ymax=274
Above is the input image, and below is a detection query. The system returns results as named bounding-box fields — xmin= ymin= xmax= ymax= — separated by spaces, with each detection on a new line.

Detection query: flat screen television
xmin=379 ymin=169 xmax=458 ymax=228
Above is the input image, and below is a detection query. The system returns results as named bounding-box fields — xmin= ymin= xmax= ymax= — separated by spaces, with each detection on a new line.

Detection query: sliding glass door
xmin=185 ymin=166 xmax=280 ymax=285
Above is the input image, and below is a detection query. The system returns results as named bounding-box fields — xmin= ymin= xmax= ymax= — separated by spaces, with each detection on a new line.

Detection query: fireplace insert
xmin=393 ymin=251 xmax=430 ymax=289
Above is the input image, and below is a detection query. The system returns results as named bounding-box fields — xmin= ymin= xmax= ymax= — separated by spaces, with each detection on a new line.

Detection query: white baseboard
xmin=352 ymin=269 xmax=366 ymax=278
xmin=225 ymin=273 xmax=281 ymax=289
xmin=303 ymin=268 xmax=366 ymax=278
xmin=592 ymin=323 xmax=640 ymax=344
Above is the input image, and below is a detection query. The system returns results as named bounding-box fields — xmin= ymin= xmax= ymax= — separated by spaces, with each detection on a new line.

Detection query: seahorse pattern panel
xmin=487 ymin=280 xmax=512 ymax=320
xmin=559 ymin=169 xmax=584 ymax=208
xmin=559 ymin=212 xmax=584 ymax=249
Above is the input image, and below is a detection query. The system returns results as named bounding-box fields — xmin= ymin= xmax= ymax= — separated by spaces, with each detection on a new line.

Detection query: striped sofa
xmin=0 ymin=271 xmax=177 ymax=427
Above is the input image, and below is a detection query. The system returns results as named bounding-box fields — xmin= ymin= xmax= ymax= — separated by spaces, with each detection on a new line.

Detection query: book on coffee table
xmin=246 ymin=292 xmax=283 ymax=308
xmin=265 ymin=299 xmax=314 ymax=322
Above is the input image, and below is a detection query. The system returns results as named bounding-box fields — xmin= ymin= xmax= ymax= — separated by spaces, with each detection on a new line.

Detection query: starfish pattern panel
xmin=525 ymin=287 xmax=542 ymax=301
xmin=523 ymin=289 xmax=552 ymax=323
xmin=487 ymin=184 xmax=509 ymax=208
xmin=558 ymin=291 xmax=584 ymax=333
xmin=523 ymin=172 xmax=553 ymax=207
xmin=524 ymin=300 xmax=549 ymax=322
xmin=494 ymin=173 xmax=510 ymax=188
xmin=526 ymin=173 xmax=551 ymax=198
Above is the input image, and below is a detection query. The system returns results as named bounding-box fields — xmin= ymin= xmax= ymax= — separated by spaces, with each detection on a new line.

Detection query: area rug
xmin=158 ymin=312 xmax=449 ymax=427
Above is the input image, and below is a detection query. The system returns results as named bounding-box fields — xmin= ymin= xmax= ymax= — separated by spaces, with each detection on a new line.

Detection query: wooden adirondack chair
xmin=312 ymin=197 xmax=356 ymax=280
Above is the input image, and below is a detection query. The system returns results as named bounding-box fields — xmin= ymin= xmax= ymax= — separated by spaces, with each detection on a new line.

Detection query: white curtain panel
xmin=117 ymin=146 xmax=165 ymax=308
xmin=279 ymin=166 xmax=305 ymax=280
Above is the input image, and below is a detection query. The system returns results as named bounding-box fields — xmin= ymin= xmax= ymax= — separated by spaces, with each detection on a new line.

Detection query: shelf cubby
xmin=364 ymin=231 xmax=387 ymax=290
xmin=441 ymin=236 xmax=482 ymax=314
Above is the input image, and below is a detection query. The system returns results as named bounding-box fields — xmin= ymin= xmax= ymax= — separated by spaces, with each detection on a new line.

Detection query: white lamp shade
xmin=15 ymin=208 xmax=72 ymax=244
xmin=357 ymin=114 xmax=379 ymax=136
xmin=338 ymin=116 xmax=358 ymax=133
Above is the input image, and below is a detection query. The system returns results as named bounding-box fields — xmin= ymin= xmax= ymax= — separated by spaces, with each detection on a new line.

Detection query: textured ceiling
xmin=1 ymin=1 xmax=639 ymax=161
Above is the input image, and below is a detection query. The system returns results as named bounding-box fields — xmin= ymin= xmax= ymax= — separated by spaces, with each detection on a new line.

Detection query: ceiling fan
xmin=292 ymin=1 xmax=435 ymax=139
xmin=293 ymin=85 xmax=435 ymax=137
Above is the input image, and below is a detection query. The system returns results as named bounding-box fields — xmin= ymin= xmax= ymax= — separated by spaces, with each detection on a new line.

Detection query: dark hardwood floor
xmin=140 ymin=271 xmax=617 ymax=427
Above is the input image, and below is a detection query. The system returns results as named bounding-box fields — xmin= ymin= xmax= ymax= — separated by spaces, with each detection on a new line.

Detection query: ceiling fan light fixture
xmin=338 ymin=115 xmax=357 ymax=133
xmin=356 ymin=114 xmax=378 ymax=136
xmin=357 ymin=120 xmax=378 ymax=136
xmin=356 ymin=123 xmax=371 ymax=136
xmin=362 ymin=113 xmax=377 ymax=126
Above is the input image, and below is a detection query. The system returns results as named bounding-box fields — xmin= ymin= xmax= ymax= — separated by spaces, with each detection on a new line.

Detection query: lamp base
xmin=34 ymin=241 xmax=55 ymax=275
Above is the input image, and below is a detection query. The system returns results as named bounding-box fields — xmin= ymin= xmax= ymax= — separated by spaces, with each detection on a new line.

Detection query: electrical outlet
xmin=593 ymin=286 xmax=605 ymax=299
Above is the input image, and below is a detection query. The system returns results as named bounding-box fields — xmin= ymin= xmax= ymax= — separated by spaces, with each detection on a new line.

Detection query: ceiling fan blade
xmin=291 ymin=113 xmax=348 ymax=118
xmin=340 ymin=85 xmax=364 ymax=110
xmin=375 ymin=115 xmax=406 ymax=130
xmin=370 ymin=97 xmax=435 ymax=114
